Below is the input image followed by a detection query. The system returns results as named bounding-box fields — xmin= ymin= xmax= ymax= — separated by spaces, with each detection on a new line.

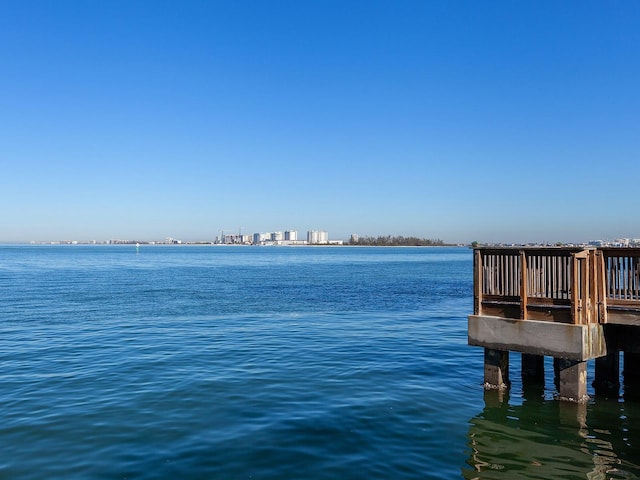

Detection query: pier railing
xmin=474 ymin=247 xmax=603 ymax=325
xmin=474 ymin=247 xmax=640 ymax=325
xmin=599 ymin=248 xmax=640 ymax=324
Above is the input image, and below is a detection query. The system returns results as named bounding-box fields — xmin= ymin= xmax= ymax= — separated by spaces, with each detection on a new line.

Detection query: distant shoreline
xmin=1 ymin=241 xmax=466 ymax=248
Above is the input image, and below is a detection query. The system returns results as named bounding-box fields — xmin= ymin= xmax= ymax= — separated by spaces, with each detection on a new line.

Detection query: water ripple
xmin=1 ymin=246 xmax=639 ymax=479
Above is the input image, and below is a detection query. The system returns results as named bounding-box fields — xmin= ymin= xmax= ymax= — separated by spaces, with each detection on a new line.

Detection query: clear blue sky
xmin=1 ymin=1 xmax=638 ymax=244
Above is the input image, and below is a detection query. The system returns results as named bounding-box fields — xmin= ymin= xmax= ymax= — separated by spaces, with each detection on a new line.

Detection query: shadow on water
xmin=462 ymin=388 xmax=640 ymax=480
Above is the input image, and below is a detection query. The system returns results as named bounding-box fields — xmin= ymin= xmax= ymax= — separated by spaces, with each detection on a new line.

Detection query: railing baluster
xmin=633 ymin=257 xmax=640 ymax=300
xmin=628 ymin=256 xmax=632 ymax=300
xmin=504 ymin=255 xmax=509 ymax=296
xmin=560 ymin=257 xmax=567 ymax=299
xmin=551 ymin=254 xmax=555 ymax=298
xmin=500 ymin=255 xmax=504 ymax=296
xmin=546 ymin=255 xmax=550 ymax=297
xmin=622 ymin=257 xmax=626 ymax=300
xmin=512 ymin=254 xmax=515 ymax=296
xmin=536 ymin=255 xmax=540 ymax=297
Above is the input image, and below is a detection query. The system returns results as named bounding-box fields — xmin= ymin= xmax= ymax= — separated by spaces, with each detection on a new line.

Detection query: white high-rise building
xmin=253 ymin=233 xmax=270 ymax=244
xmin=307 ymin=230 xmax=328 ymax=244
xmin=284 ymin=230 xmax=298 ymax=241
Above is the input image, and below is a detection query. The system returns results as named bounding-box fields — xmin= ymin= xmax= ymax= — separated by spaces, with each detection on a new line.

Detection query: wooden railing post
xmin=520 ymin=251 xmax=527 ymax=319
xmin=474 ymin=249 xmax=483 ymax=316
xmin=588 ymin=250 xmax=597 ymax=323
xmin=571 ymin=253 xmax=580 ymax=325
xmin=596 ymin=250 xmax=607 ymax=323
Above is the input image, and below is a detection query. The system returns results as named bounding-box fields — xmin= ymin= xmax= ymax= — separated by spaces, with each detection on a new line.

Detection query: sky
xmin=1 ymin=1 xmax=639 ymax=244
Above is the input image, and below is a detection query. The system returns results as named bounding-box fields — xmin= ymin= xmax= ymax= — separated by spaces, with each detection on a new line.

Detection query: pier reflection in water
xmin=463 ymin=389 xmax=640 ymax=480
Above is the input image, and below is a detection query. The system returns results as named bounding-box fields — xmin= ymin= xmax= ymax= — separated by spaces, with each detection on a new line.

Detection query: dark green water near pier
xmin=1 ymin=245 xmax=639 ymax=479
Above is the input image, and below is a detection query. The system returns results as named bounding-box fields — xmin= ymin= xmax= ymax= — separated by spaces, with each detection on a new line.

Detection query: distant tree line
xmin=349 ymin=236 xmax=448 ymax=246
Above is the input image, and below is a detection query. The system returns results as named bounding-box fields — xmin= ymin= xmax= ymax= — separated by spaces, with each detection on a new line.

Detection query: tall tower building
xmin=284 ymin=230 xmax=297 ymax=241
xmin=307 ymin=230 xmax=328 ymax=244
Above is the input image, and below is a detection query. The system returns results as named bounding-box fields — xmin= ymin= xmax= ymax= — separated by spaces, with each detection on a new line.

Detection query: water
xmin=1 ymin=245 xmax=639 ymax=479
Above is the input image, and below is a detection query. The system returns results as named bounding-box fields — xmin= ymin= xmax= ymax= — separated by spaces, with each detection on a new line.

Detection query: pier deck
xmin=468 ymin=247 xmax=640 ymax=401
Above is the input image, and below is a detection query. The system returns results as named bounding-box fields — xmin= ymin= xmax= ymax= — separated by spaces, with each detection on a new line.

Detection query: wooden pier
xmin=468 ymin=247 xmax=640 ymax=401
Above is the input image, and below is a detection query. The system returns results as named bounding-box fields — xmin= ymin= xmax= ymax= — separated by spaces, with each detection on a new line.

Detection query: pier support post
xmin=521 ymin=353 xmax=544 ymax=401
xmin=594 ymin=327 xmax=620 ymax=396
xmin=623 ymin=352 xmax=640 ymax=400
xmin=484 ymin=348 xmax=509 ymax=390
xmin=555 ymin=358 xmax=588 ymax=402
xmin=594 ymin=352 xmax=620 ymax=396
xmin=522 ymin=353 xmax=545 ymax=397
xmin=522 ymin=354 xmax=544 ymax=383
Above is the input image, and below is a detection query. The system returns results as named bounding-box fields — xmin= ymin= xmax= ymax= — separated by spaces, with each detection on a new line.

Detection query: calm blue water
xmin=1 ymin=245 xmax=639 ymax=479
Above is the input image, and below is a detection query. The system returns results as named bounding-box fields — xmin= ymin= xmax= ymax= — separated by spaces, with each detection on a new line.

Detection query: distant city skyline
xmin=13 ymin=229 xmax=640 ymax=249
xmin=1 ymin=2 xmax=639 ymax=245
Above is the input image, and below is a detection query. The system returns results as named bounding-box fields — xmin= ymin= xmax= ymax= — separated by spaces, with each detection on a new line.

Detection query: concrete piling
xmin=555 ymin=358 xmax=588 ymax=402
xmin=593 ymin=326 xmax=620 ymax=396
xmin=623 ymin=352 xmax=640 ymax=399
xmin=484 ymin=348 xmax=510 ymax=390
xmin=522 ymin=354 xmax=544 ymax=383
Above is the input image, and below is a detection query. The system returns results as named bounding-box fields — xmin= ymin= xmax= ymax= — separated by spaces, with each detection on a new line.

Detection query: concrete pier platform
xmin=469 ymin=315 xmax=607 ymax=401
xmin=468 ymin=316 xmax=607 ymax=361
